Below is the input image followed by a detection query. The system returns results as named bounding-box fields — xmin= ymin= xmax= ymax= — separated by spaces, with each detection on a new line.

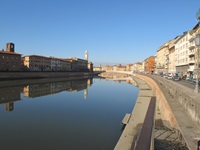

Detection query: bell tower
xmin=85 ymin=50 xmax=88 ymax=61
xmin=6 ymin=43 xmax=15 ymax=52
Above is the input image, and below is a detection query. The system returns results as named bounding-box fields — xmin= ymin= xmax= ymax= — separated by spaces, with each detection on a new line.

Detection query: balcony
xmin=188 ymin=59 xmax=195 ymax=65
xmin=188 ymin=36 xmax=195 ymax=42
xmin=188 ymin=50 xmax=195 ymax=57
xmin=188 ymin=43 xmax=195 ymax=50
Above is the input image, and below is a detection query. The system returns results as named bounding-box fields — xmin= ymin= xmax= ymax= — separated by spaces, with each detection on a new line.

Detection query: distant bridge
xmin=104 ymin=70 xmax=133 ymax=75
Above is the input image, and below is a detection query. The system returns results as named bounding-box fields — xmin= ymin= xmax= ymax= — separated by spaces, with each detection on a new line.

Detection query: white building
xmin=174 ymin=32 xmax=189 ymax=76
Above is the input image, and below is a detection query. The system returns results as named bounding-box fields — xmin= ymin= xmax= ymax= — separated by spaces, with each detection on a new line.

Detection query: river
xmin=0 ymin=75 xmax=138 ymax=150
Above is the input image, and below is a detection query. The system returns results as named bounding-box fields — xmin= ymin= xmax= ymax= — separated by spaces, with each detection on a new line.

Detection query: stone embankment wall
xmin=0 ymin=72 xmax=94 ymax=80
xmin=114 ymin=75 xmax=155 ymax=150
xmin=135 ymin=74 xmax=200 ymax=150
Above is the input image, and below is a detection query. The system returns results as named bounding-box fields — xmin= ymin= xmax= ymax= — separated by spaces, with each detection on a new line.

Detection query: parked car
xmin=167 ymin=76 xmax=173 ymax=80
xmin=167 ymin=73 xmax=173 ymax=80
xmin=181 ymin=75 xmax=187 ymax=80
xmin=172 ymin=76 xmax=180 ymax=81
xmin=163 ymin=74 xmax=168 ymax=78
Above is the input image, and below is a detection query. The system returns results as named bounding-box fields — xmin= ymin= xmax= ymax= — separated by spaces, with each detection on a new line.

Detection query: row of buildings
xmin=96 ymin=22 xmax=200 ymax=79
xmin=0 ymin=43 xmax=93 ymax=72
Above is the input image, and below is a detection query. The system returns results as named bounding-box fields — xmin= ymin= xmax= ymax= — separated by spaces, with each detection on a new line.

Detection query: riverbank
xmin=115 ymin=76 xmax=155 ymax=150
xmin=0 ymin=71 xmax=96 ymax=80
xmin=114 ymin=74 xmax=191 ymax=150
xmin=135 ymin=73 xmax=200 ymax=150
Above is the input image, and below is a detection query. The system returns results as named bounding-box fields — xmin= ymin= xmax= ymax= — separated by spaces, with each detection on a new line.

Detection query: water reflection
xmin=0 ymin=78 xmax=93 ymax=111
xmin=0 ymin=86 xmax=22 ymax=111
xmin=0 ymin=75 xmax=138 ymax=150
xmin=99 ymin=72 xmax=138 ymax=87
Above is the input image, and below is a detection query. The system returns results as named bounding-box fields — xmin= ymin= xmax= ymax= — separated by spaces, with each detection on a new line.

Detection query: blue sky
xmin=0 ymin=0 xmax=199 ymax=66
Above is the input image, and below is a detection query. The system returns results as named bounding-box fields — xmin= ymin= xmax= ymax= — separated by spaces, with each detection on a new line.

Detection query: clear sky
xmin=0 ymin=0 xmax=199 ymax=66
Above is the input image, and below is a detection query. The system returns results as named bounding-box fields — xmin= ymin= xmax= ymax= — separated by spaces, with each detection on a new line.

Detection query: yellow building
xmin=133 ymin=62 xmax=143 ymax=72
xmin=23 ymin=55 xmax=51 ymax=71
xmin=126 ymin=64 xmax=133 ymax=71
xmin=168 ymin=37 xmax=181 ymax=74
xmin=102 ymin=65 xmax=113 ymax=71
xmin=155 ymin=40 xmax=171 ymax=74
xmin=93 ymin=67 xmax=102 ymax=71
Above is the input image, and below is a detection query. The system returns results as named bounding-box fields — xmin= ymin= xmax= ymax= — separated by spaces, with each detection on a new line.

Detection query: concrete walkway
xmin=114 ymin=75 xmax=190 ymax=150
xmin=114 ymin=76 xmax=154 ymax=150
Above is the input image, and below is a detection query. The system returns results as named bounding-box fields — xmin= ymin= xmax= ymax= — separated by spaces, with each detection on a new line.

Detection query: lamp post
xmin=194 ymin=8 xmax=200 ymax=93
xmin=195 ymin=34 xmax=200 ymax=93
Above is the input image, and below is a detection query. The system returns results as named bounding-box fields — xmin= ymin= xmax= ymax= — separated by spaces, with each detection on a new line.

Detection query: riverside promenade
xmin=114 ymin=72 xmax=200 ymax=150
xmin=135 ymin=73 xmax=200 ymax=150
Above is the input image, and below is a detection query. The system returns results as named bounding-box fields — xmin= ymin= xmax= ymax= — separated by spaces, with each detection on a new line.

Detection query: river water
xmin=0 ymin=75 xmax=138 ymax=150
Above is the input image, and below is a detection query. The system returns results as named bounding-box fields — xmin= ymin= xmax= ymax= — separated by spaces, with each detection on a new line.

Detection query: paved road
xmin=141 ymin=74 xmax=199 ymax=150
xmin=148 ymin=74 xmax=199 ymax=90
xmin=177 ymin=79 xmax=199 ymax=90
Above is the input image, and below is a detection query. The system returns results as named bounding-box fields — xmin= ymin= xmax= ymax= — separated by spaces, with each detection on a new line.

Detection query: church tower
xmin=6 ymin=43 xmax=15 ymax=52
xmin=85 ymin=50 xmax=88 ymax=61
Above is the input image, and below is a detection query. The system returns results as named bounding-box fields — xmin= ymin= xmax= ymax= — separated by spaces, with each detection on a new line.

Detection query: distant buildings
xmin=2 ymin=22 xmax=200 ymax=78
xmin=0 ymin=43 xmax=93 ymax=72
xmin=154 ymin=22 xmax=200 ymax=79
xmin=100 ymin=22 xmax=199 ymax=78
xmin=144 ymin=56 xmax=155 ymax=74
xmin=0 ymin=43 xmax=22 ymax=71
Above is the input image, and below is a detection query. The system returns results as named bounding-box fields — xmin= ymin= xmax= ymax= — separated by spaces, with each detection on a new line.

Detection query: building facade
xmin=66 ymin=58 xmax=88 ymax=72
xmin=146 ymin=56 xmax=155 ymax=73
xmin=126 ymin=64 xmax=133 ymax=71
xmin=188 ymin=23 xmax=200 ymax=79
xmin=0 ymin=43 xmax=21 ymax=71
xmin=23 ymin=55 xmax=51 ymax=71
xmin=155 ymin=40 xmax=171 ymax=75
xmin=174 ymin=32 xmax=189 ymax=77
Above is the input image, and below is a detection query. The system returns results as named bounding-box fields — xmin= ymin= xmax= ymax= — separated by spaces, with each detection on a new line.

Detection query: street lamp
xmin=194 ymin=8 xmax=200 ymax=93
xmin=194 ymin=34 xmax=200 ymax=93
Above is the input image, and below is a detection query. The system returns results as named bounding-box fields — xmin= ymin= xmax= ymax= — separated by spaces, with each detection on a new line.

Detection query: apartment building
xmin=126 ymin=64 xmax=133 ymax=71
xmin=115 ymin=64 xmax=126 ymax=71
xmin=66 ymin=58 xmax=88 ymax=71
xmin=145 ymin=56 xmax=155 ymax=73
xmin=50 ymin=57 xmax=62 ymax=71
xmin=133 ymin=62 xmax=143 ymax=72
xmin=0 ymin=43 xmax=21 ymax=71
xmin=187 ymin=23 xmax=200 ymax=78
xmin=155 ymin=40 xmax=171 ymax=74
xmin=58 ymin=58 xmax=71 ymax=71
xmin=167 ymin=37 xmax=181 ymax=74
xmin=87 ymin=62 xmax=93 ymax=72
xmin=23 ymin=55 xmax=51 ymax=71
xmin=174 ymin=32 xmax=189 ymax=76
xmin=102 ymin=65 xmax=113 ymax=71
